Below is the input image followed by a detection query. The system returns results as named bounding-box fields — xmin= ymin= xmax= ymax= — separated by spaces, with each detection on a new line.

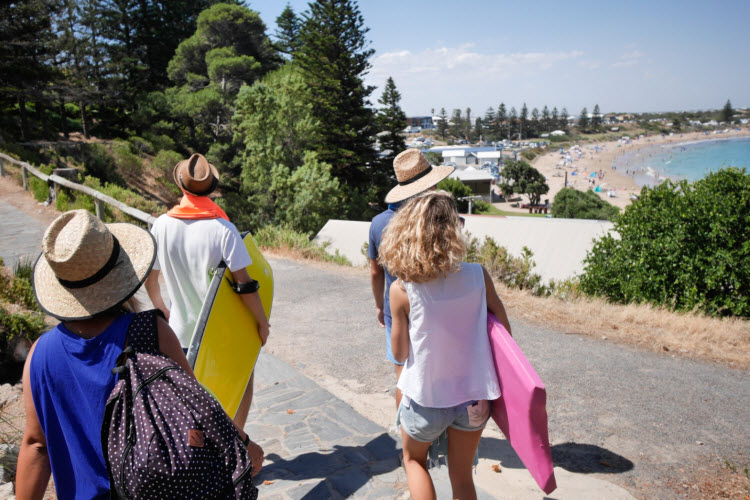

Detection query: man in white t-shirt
xmin=145 ymin=153 xmax=269 ymax=427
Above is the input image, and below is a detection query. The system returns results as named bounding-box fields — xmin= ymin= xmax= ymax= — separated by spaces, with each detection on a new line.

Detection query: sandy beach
xmin=494 ymin=128 xmax=750 ymax=214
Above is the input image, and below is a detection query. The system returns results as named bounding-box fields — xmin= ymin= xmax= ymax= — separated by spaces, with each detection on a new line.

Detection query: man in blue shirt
xmin=368 ymin=149 xmax=454 ymax=408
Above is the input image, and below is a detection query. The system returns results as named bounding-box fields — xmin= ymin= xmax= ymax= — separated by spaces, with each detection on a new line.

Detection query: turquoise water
xmin=623 ymin=136 xmax=750 ymax=186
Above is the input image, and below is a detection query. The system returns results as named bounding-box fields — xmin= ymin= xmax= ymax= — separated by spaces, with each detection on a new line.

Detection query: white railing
xmin=0 ymin=152 xmax=157 ymax=228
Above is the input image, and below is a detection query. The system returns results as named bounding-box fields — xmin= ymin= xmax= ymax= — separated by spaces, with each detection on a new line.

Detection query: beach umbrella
xmin=589 ymin=172 xmax=597 ymax=177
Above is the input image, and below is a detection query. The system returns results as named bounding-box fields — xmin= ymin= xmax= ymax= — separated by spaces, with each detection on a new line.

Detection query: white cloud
xmin=611 ymin=50 xmax=645 ymax=68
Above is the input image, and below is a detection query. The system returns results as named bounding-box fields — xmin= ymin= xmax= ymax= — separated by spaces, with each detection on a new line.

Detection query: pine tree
xmin=592 ymin=104 xmax=602 ymax=130
xmin=541 ymin=105 xmax=550 ymax=133
xmin=496 ymin=103 xmax=507 ymax=139
xmin=721 ymin=99 xmax=734 ymax=123
xmin=509 ymin=107 xmax=518 ymax=140
xmin=294 ymin=0 xmax=377 ymax=216
xmin=530 ymin=107 xmax=540 ymax=138
xmin=560 ymin=107 xmax=569 ymax=132
xmin=438 ymin=107 xmax=449 ymax=139
xmin=274 ymin=4 xmax=301 ymax=57
xmin=450 ymin=109 xmax=463 ymax=139
xmin=376 ymin=76 xmax=407 ymax=171
xmin=520 ymin=103 xmax=528 ymax=139
xmin=578 ymin=107 xmax=590 ymax=133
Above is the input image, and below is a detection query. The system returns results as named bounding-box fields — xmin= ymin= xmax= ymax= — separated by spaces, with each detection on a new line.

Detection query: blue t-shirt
xmin=368 ymin=203 xmax=401 ymax=327
xmin=30 ymin=313 xmax=133 ymax=500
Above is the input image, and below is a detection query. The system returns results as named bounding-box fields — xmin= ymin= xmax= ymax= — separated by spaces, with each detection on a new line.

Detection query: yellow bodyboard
xmin=187 ymin=232 xmax=273 ymax=419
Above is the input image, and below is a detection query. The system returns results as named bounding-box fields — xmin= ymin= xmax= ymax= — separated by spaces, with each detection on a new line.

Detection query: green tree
xmin=720 ymin=99 xmax=734 ymax=123
xmin=592 ymin=104 xmax=602 ymax=131
xmin=530 ymin=107 xmax=540 ymax=138
xmin=437 ymin=107 xmax=449 ymax=139
xmin=294 ymin=0 xmax=378 ymax=217
xmin=437 ymin=178 xmax=473 ymax=213
xmin=578 ymin=107 xmax=589 ymax=133
xmin=166 ymin=3 xmax=278 ymax=148
xmin=231 ymin=63 xmax=342 ymax=233
xmin=274 ymin=4 xmax=301 ymax=57
xmin=376 ymin=76 xmax=407 ymax=168
xmin=541 ymin=105 xmax=551 ymax=133
xmin=509 ymin=107 xmax=518 ymax=140
xmin=519 ymin=102 xmax=528 ymax=139
xmin=580 ymin=168 xmax=750 ymax=317
xmin=551 ymin=188 xmax=619 ymax=220
xmin=559 ymin=107 xmax=569 ymax=132
xmin=496 ymin=103 xmax=507 ymax=139
xmin=450 ymin=108 xmax=463 ymax=139
xmin=498 ymin=160 xmax=549 ymax=206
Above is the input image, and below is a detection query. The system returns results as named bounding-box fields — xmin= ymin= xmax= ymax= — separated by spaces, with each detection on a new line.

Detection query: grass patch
xmin=477 ymin=205 xmax=547 ymax=217
xmin=254 ymin=225 xmax=351 ymax=266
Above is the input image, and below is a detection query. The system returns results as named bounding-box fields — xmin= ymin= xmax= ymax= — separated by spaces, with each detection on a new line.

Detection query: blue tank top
xmin=30 ymin=313 xmax=133 ymax=500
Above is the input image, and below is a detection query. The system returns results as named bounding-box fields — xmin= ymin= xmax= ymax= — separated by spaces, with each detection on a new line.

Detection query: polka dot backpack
xmin=101 ymin=310 xmax=258 ymax=499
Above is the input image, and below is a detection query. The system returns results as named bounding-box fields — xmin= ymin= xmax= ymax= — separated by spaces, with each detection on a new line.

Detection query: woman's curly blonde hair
xmin=378 ymin=191 xmax=466 ymax=283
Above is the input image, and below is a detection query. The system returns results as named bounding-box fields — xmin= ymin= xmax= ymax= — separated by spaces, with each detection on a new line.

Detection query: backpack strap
xmin=126 ymin=309 xmax=163 ymax=355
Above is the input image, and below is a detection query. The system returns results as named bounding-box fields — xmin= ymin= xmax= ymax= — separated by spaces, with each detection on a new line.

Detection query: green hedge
xmin=253 ymin=225 xmax=350 ymax=266
xmin=580 ymin=168 xmax=750 ymax=317
xmin=551 ymin=188 xmax=620 ymax=220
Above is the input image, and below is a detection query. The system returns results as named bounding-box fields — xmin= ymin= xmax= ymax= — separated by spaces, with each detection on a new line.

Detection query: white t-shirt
xmin=398 ymin=263 xmax=501 ymax=408
xmin=150 ymin=215 xmax=252 ymax=347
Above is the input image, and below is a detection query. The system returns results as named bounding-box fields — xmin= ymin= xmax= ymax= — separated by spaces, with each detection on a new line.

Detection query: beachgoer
xmin=378 ymin=191 xmax=512 ymax=500
xmin=15 ymin=210 xmax=264 ymax=499
xmin=368 ymin=149 xmax=454 ymax=410
xmin=145 ymin=153 xmax=269 ymax=427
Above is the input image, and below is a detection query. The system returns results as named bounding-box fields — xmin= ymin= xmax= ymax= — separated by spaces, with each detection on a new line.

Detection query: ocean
xmin=619 ymin=136 xmax=750 ymax=187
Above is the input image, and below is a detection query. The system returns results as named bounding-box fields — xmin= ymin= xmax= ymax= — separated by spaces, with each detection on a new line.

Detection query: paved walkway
xmin=248 ymin=352 xmax=496 ymax=499
xmin=0 ymin=199 xmax=47 ymax=268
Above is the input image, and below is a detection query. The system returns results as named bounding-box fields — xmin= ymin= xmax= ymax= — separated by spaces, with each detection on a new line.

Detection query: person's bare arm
xmin=483 ymin=266 xmax=512 ymax=335
xmin=369 ymin=259 xmax=385 ymax=327
xmin=389 ymin=280 xmax=410 ymax=363
xmin=15 ymin=342 xmax=51 ymax=500
xmin=230 ymin=268 xmax=270 ymax=346
xmin=145 ymin=270 xmax=169 ymax=320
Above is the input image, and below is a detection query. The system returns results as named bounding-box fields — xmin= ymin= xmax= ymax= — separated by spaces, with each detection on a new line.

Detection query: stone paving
xmin=248 ymin=352 xmax=496 ymax=499
xmin=0 ymin=199 xmax=47 ymax=269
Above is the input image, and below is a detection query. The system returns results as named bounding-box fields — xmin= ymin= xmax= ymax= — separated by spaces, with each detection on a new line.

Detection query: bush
xmin=129 ymin=136 xmax=154 ymax=156
xmin=29 ymin=164 xmax=53 ymax=202
xmin=580 ymin=168 xmax=750 ymax=317
xmin=465 ymin=235 xmax=548 ymax=295
xmin=254 ymin=225 xmax=350 ymax=265
xmin=144 ymin=132 xmax=177 ymax=153
xmin=0 ymin=258 xmax=39 ymax=312
xmin=437 ymin=178 xmax=473 ymax=212
xmin=551 ymin=188 xmax=620 ymax=220
xmin=82 ymin=143 xmax=124 ymax=186
xmin=112 ymin=140 xmax=142 ymax=176
xmin=152 ymin=150 xmax=183 ymax=177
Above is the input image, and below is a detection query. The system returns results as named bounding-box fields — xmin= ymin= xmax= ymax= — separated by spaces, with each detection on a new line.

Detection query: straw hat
xmin=384 ymin=149 xmax=455 ymax=203
xmin=173 ymin=153 xmax=219 ymax=196
xmin=32 ymin=210 xmax=156 ymax=321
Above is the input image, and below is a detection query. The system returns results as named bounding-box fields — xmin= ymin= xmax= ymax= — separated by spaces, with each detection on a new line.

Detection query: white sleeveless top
xmin=397 ymin=263 xmax=501 ymax=408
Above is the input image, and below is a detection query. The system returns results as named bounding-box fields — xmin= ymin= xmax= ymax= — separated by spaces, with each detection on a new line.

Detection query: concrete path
xmin=248 ymin=352 xmax=499 ymax=499
xmin=0 ymin=199 xmax=47 ymax=268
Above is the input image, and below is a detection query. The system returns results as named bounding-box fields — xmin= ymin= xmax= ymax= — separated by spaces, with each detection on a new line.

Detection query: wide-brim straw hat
xmin=32 ymin=209 xmax=156 ymax=321
xmin=173 ymin=153 xmax=220 ymax=196
xmin=384 ymin=149 xmax=455 ymax=203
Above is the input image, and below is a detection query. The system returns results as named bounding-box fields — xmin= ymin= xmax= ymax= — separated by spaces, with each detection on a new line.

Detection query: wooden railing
xmin=0 ymin=152 xmax=157 ymax=228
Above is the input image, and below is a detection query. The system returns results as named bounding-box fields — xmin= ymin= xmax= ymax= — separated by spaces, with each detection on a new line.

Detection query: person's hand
xmin=376 ymin=306 xmax=385 ymax=328
xmin=246 ymin=439 xmax=264 ymax=477
xmin=258 ymin=321 xmax=270 ymax=346
xmin=159 ymin=306 xmax=170 ymax=322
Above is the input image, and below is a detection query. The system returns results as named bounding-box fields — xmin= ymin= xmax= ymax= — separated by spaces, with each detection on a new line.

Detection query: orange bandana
xmin=167 ymin=192 xmax=229 ymax=221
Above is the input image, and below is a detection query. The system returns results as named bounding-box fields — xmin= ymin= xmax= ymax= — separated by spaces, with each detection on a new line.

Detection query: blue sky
xmin=247 ymin=0 xmax=750 ymax=116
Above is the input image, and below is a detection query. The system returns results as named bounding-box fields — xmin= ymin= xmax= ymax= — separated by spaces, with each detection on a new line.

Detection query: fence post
xmin=95 ymin=198 xmax=105 ymax=221
xmin=0 ymin=158 xmax=4 ymax=176
xmin=22 ymin=165 xmax=28 ymax=190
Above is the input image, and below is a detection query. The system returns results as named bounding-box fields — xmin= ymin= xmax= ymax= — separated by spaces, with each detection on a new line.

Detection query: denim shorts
xmin=397 ymin=398 xmax=490 ymax=443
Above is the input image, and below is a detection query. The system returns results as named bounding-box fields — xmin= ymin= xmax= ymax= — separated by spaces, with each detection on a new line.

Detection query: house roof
xmin=476 ymin=151 xmax=502 ymax=159
xmin=449 ymin=167 xmax=495 ymax=182
xmin=442 ymin=149 xmax=467 ymax=157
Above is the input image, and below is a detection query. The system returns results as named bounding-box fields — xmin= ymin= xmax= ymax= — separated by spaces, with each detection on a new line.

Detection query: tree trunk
xmin=80 ymin=102 xmax=89 ymax=138
xmin=19 ymin=94 xmax=29 ymax=141
xmin=59 ymin=100 xmax=68 ymax=139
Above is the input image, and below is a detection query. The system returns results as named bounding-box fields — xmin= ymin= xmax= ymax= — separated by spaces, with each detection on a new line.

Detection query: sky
xmin=247 ymin=0 xmax=750 ymax=116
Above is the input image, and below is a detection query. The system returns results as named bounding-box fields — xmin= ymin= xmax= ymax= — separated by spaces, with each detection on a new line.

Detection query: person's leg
xmin=446 ymin=426 xmax=483 ymax=500
xmin=234 ymin=371 xmax=254 ymax=427
xmin=401 ymin=430 xmax=436 ymax=500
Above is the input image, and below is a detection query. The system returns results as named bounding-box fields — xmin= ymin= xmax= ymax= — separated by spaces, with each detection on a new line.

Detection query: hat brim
xmin=173 ymin=161 xmax=220 ymax=196
xmin=32 ymin=223 xmax=156 ymax=321
xmin=384 ymin=165 xmax=455 ymax=203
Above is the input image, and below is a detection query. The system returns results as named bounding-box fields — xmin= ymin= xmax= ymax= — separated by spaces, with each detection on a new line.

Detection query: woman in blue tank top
xmin=15 ymin=210 xmax=196 ymax=499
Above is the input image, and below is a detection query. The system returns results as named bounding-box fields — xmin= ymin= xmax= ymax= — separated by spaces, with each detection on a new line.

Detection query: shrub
xmin=0 ymin=258 xmax=39 ymax=312
xmin=82 ymin=143 xmax=124 ymax=186
xmin=112 ymin=140 xmax=142 ymax=176
xmin=580 ymin=168 xmax=750 ymax=317
xmin=144 ymin=132 xmax=177 ymax=153
xmin=0 ymin=306 xmax=45 ymax=344
xmin=29 ymin=164 xmax=53 ymax=202
xmin=465 ymin=235 xmax=548 ymax=295
xmin=129 ymin=136 xmax=154 ymax=156
xmin=254 ymin=225 xmax=350 ymax=266
xmin=551 ymin=188 xmax=620 ymax=220
xmin=152 ymin=150 xmax=183 ymax=177
xmin=437 ymin=177 xmax=473 ymax=213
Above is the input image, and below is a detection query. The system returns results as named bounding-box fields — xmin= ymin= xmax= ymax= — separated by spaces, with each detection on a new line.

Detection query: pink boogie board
xmin=488 ymin=313 xmax=557 ymax=494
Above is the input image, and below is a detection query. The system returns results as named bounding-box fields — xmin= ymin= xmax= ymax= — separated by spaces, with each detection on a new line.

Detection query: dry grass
xmin=495 ymin=282 xmax=750 ymax=370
